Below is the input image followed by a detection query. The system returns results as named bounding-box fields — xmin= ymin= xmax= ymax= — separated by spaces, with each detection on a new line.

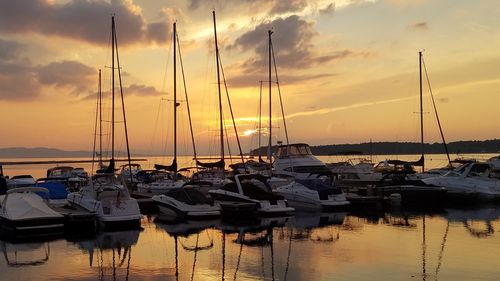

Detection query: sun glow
xmin=242 ymin=129 xmax=258 ymax=137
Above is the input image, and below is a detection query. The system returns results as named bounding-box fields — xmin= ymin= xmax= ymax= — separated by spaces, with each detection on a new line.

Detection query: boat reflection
xmin=1 ymin=240 xmax=50 ymax=267
xmin=72 ymin=230 xmax=140 ymax=281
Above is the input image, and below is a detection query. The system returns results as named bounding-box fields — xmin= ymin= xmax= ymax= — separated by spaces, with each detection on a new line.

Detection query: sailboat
xmin=67 ymin=16 xmax=141 ymax=230
xmin=151 ymin=22 xmax=221 ymax=219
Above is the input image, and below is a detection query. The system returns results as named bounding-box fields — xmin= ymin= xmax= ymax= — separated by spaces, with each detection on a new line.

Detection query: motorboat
xmin=273 ymin=175 xmax=350 ymax=211
xmin=136 ymin=172 xmax=185 ymax=195
xmin=46 ymin=166 xmax=88 ymax=191
xmin=422 ymin=161 xmax=500 ymax=201
xmin=328 ymin=159 xmax=383 ymax=186
xmin=209 ymin=174 xmax=295 ymax=216
xmin=152 ymin=186 xmax=221 ymax=219
xmin=34 ymin=178 xmax=71 ymax=207
xmin=6 ymin=175 xmax=36 ymax=189
xmin=67 ymin=173 xmax=141 ymax=230
xmin=273 ymin=143 xmax=331 ymax=178
xmin=0 ymin=187 xmax=64 ymax=237
xmin=119 ymin=163 xmax=143 ymax=185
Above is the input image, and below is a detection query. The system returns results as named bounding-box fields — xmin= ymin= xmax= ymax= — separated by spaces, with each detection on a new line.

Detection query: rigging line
xmin=176 ymin=31 xmax=198 ymax=164
xmin=212 ymin=11 xmax=225 ymax=163
xmin=115 ymin=23 xmax=133 ymax=182
xmin=92 ymin=71 xmax=100 ymax=175
xmin=434 ymin=221 xmax=450 ymax=281
xmin=258 ymin=81 xmax=263 ymax=161
xmin=270 ymin=36 xmax=289 ymax=145
xmin=224 ymin=113 xmax=233 ymax=165
xmin=422 ymin=56 xmax=451 ymax=166
xmin=219 ymin=56 xmax=246 ymax=167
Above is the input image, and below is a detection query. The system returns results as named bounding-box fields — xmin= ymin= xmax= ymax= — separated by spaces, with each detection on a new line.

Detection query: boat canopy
xmin=276 ymin=143 xmax=313 ymax=158
xmin=164 ymin=187 xmax=212 ymax=205
xmin=196 ymin=159 xmax=225 ymax=169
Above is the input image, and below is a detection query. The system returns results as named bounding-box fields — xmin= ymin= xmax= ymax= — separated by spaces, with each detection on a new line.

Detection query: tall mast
xmin=419 ymin=51 xmax=424 ymax=172
xmin=98 ymin=69 xmax=102 ymax=165
xmin=111 ymin=16 xmax=115 ymax=162
xmin=267 ymin=30 xmax=273 ymax=161
xmin=258 ymin=80 xmax=263 ymax=161
xmin=212 ymin=11 xmax=224 ymax=163
xmin=173 ymin=22 xmax=177 ymax=172
xmin=114 ymin=17 xmax=133 ymax=181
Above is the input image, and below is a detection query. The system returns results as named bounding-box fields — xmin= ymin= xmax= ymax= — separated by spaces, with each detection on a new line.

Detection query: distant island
xmin=249 ymin=139 xmax=500 ymax=156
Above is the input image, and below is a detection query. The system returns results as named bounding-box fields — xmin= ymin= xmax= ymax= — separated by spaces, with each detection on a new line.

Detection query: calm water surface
xmin=1 ymin=154 xmax=499 ymax=280
xmin=1 ymin=209 xmax=500 ymax=281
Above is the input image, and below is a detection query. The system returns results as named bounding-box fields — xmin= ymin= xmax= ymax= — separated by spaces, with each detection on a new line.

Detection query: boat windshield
xmin=276 ymin=144 xmax=312 ymax=158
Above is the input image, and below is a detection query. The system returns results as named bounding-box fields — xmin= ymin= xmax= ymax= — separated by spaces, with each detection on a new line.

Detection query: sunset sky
xmin=1 ymin=0 xmax=499 ymax=156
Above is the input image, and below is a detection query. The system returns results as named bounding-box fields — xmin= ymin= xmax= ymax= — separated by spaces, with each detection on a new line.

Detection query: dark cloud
xmin=408 ymin=22 xmax=428 ymax=31
xmin=123 ymin=84 xmax=163 ymax=96
xmin=319 ymin=3 xmax=336 ymax=16
xmin=37 ymin=61 xmax=96 ymax=94
xmin=228 ymin=16 xmax=352 ymax=72
xmin=0 ymin=0 xmax=170 ymax=46
xmin=0 ymin=38 xmax=24 ymax=61
xmin=269 ymin=0 xmax=308 ymax=15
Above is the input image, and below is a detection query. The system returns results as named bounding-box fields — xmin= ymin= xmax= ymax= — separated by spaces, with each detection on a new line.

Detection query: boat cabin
xmin=276 ymin=143 xmax=313 ymax=159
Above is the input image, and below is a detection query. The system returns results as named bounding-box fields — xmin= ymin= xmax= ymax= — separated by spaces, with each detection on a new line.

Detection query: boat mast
xmin=419 ymin=51 xmax=425 ymax=172
xmin=212 ymin=11 xmax=224 ymax=164
xmin=173 ymin=22 xmax=178 ymax=173
xmin=267 ymin=30 xmax=273 ymax=161
xmin=258 ymin=80 xmax=263 ymax=162
xmin=114 ymin=16 xmax=133 ymax=181
xmin=111 ymin=16 xmax=115 ymax=164
xmin=98 ymin=69 xmax=103 ymax=166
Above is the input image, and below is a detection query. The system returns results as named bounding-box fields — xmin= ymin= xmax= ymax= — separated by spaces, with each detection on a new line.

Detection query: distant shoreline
xmin=2 ymin=139 xmax=499 ymax=159
xmin=249 ymin=139 xmax=500 ymax=156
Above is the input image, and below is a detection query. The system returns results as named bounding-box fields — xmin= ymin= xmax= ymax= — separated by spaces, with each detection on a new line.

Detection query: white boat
xmin=273 ymin=176 xmax=350 ymax=211
xmin=119 ymin=163 xmax=142 ymax=184
xmin=152 ymin=186 xmax=221 ymax=219
xmin=67 ymin=173 xmax=141 ymax=230
xmin=273 ymin=143 xmax=332 ymax=178
xmin=422 ymin=162 xmax=500 ymax=200
xmin=6 ymin=175 xmax=36 ymax=189
xmin=0 ymin=187 xmax=64 ymax=236
xmin=209 ymin=174 xmax=295 ymax=216
xmin=136 ymin=173 xmax=185 ymax=195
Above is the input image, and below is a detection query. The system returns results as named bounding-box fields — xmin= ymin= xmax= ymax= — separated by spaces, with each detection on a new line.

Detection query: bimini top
xmin=276 ymin=143 xmax=312 ymax=158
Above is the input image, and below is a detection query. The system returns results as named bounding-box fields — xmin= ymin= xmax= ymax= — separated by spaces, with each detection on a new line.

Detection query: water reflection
xmin=1 ymin=207 xmax=500 ymax=281
xmin=73 ymin=230 xmax=140 ymax=281
xmin=1 ymin=241 xmax=50 ymax=267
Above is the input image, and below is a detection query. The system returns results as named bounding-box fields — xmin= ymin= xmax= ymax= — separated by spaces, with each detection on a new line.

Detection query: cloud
xmin=269 ymin=0 xmax=308 ymax=15
xmin=408 ymin=21 xmax=428 ymax=31
xmin=0 ymin=38 xmax=24 ymax=61
xmin=229 ymin=16 xmax=353 ymax=71
xmin=37 ymin=61 xmax=95 ymax=94
xmin=123 ymin=84 xmax=163 ymax=96
xmin=0 ymin=0 xmax=170 ymax=46
xmin=319 ymin=3 xmax=336 ymax=16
